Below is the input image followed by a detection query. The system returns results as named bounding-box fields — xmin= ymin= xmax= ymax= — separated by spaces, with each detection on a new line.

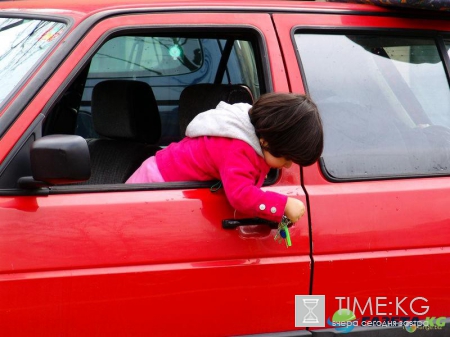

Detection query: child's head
xmin=249 ymin=92 xmax=323 ymax=166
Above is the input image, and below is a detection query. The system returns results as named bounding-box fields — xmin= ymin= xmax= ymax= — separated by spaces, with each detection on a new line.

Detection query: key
xmin=274 ymin=216 xmax=292 ymax=247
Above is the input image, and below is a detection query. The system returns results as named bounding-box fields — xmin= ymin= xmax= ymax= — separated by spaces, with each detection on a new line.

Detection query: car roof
xmin=0 ymin=0 xmax=391 ymax=19
xmin=1 ymin=0 xmax=448 ymax=27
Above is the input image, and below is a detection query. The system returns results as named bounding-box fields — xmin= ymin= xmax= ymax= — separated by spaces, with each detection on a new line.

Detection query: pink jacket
xmin=155 ymin=136 xmax=287 ymax=222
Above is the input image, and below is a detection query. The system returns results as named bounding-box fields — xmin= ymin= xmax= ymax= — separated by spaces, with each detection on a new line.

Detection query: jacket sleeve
xmin=218 ymin=142 xmax=287 ymax=222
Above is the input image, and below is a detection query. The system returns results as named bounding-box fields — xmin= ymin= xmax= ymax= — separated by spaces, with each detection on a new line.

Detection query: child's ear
xmin=260 ymin=138 xmax=268 ymax=147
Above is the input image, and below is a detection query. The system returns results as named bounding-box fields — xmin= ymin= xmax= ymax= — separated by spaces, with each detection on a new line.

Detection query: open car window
xmin=44 ymin=34 xmax=262 ymax=146
xmin=39 ymin=30 xmax=268 ymax=186
xmin=296 ymin=33 xmax=450 ymax=180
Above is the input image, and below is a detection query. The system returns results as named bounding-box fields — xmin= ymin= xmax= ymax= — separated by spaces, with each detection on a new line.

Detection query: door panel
xmin=0 ymin=13 xmax=307 ymax=336
xmin=275 ymin=12 xmax=450 ymax=326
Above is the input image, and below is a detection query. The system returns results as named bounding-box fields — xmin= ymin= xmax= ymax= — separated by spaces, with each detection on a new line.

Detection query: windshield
xmin=0 ymin=18 xmax=66 ymax=107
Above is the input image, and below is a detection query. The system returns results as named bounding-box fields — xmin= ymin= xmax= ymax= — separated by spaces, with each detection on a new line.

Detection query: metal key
xmin=274 ymin=216 xmax=292 ymax=247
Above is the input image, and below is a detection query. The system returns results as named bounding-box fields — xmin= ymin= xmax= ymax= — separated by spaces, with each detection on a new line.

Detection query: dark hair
xmin=249 ymin=92 xmax=323 ymax=166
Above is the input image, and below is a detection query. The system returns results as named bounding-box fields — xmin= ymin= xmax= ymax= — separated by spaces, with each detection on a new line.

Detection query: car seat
xmin=83 ymin=80 xmax=161 ymax=184
xmin=178 ymin=83 xmax=254 ymax=137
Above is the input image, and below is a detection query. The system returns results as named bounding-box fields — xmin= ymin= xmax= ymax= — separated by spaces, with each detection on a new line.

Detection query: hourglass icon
xmin=302 ymin=298 xmax=319 ymax=324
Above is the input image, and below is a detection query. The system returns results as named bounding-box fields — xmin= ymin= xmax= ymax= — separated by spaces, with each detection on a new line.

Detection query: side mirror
xmin=18 ymin=135 xmax=91 ymax=189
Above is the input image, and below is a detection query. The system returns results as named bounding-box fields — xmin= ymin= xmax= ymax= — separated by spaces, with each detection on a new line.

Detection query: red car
xmin=0 ymin=0 xmax=449 ymax=336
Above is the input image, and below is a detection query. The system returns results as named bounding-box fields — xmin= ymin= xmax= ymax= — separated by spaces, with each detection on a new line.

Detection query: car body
xmin=0 ymin=0 xmax=449 ymax=336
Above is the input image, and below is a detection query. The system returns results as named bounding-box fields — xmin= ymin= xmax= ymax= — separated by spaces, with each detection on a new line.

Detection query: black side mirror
xmin=18 ymin=135 xmax=91 ymax=189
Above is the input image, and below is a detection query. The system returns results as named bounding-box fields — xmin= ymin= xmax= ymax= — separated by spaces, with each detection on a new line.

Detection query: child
xmin=126 ymin=92 xmax=323 ymax=223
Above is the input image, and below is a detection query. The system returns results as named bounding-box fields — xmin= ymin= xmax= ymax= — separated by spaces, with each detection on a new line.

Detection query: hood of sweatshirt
xmin=185 ymin=101 xmax=263 ymax=157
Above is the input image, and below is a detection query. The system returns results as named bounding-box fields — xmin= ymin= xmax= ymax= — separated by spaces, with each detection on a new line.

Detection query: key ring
xmin=274 ymin=215 xmax=292 ymax=247
xmin=280 ymin=215 xmax=292 ymax=227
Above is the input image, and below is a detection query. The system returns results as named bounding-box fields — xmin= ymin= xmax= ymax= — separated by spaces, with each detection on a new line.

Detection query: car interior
xmin=35 ymin=30 xmax=277 ymax=188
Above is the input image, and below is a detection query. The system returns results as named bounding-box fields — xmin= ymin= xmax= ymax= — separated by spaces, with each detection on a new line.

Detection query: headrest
xmin=179 ymin=83 xmax=254 ymax=136
xmin=92 ymin=80 xmax=161 ymax=144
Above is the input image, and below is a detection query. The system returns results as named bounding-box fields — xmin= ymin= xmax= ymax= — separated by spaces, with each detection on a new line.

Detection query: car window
xmin=89 ymin=36 xmax=202 ymax=77
xmin=296 ymin=33 xmax=450 ymax=180
xmin=0 ymin=18 xmax=66 ymax=109
xmin=72 ymin=34 xmax=260 ymax=146
xmin=40 ymin=30 xmax=265 ymax=186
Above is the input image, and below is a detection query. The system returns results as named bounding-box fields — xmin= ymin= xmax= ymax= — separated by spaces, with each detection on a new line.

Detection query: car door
xmin=0 ymin=11 xmax=311 ymax=337
xmin=274 ymin=10 xmax=450 ymax=334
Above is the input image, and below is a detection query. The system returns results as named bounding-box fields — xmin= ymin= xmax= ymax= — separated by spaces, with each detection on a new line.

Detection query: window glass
xmin=89 ymin=36 xmax=202 ymax=77
xmin=0 ymin=18 xmax=66 ymax=108
xmin=217 ymin=40 xmax=260 ymax=97
xmin=296 ymin=34 xmax=450 ymax=179
xmin=232 ymin=40 xmax=260 ymax=98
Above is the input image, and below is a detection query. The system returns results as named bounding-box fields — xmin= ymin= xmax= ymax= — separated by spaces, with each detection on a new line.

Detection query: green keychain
xmin=274 ymin=215 xmax=292 ymax=247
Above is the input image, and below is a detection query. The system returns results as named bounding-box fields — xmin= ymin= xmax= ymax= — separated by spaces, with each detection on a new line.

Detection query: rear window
xmin=89 ymin=36 xmax=203 ymax=77
xmin=296 ymin=33 xmax=450 ymax=180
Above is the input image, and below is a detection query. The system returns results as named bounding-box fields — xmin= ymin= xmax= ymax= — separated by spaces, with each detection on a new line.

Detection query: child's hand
xmin=284 ymin=197 xmax=306 ymax=223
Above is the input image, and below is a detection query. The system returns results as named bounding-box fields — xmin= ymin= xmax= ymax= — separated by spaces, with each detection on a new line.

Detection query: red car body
xmin=0 ymin=1 xmax=449 ymax=336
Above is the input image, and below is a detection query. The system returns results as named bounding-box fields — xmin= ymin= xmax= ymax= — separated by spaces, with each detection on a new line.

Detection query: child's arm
xmin=218 ymin=140 xmax=301 ymax=223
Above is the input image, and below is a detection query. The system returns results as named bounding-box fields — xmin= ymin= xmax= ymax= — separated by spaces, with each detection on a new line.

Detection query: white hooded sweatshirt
xmin=185 ymin=101 xmax=263 ymax=157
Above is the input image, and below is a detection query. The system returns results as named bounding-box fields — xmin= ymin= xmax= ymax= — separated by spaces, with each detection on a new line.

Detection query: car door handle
xmin=222 ymin=218 xmax=279 ymax=229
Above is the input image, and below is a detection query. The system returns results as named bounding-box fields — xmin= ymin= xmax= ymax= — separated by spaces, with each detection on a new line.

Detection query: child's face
xmin=262 ymin=149 xmax=293 ymax=169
